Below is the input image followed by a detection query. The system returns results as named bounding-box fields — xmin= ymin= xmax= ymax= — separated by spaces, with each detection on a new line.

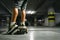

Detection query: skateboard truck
xmin=18 ymin=26 xmax=28 ymax=34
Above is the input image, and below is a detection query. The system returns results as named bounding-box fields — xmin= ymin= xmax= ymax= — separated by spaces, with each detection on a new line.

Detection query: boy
xmin=7 ymin=0 xmax=28 ymax=34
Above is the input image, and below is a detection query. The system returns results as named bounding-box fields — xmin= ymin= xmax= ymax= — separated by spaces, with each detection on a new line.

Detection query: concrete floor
xmin=0 ymin=27 xmax=60 ymax=40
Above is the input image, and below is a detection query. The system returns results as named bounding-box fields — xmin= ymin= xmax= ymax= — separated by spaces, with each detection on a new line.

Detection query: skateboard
xmin=3 ymin=26 xmax=28 ymax=35
xmin=18 ymin=26 xmax=28 ymax=33
xmin=14 ymin=26 xmax=28 ymax=34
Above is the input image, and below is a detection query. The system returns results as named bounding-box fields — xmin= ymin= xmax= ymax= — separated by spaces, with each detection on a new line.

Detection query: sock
xmin=21 ymin=22 xmax=25 ymax=26
xmin=10 ymin=22 xmax=16 ymax=26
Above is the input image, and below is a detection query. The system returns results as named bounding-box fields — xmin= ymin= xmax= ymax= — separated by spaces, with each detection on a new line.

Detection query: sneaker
xmin=7 ymin=23 xmax=18 ymax=35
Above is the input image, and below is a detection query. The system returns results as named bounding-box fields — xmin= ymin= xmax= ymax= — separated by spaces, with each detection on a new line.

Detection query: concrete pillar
xmin=6 ymin=17 xmax=9 ymax=27
xmin=48 ymin=7 xmax=55 ymax=26
xmin=43 ymin=18 xmax=48 ymax=26
xmin=34 ymin=18 xmax=37 ymax=26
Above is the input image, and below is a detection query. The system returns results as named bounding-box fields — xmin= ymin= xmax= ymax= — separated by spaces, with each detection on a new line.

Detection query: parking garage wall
xmin=55 ymin=13 xmax=60 ymax=26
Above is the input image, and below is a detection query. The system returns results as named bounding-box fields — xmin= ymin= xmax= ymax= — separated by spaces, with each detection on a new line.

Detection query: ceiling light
xmin=26 ymin=11 xmax=36 ymax=14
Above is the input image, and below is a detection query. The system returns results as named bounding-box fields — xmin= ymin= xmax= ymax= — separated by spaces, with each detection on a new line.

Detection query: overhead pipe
xmin=0 ymin=1 xmax=12 ymax=15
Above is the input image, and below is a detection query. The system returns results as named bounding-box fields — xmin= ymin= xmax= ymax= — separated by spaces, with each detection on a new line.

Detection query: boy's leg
xmin=11 ymin=7 xmax=18 ymax=23
xmin=20 ymin=0 xmax=27 ymax=26
xmin=21 ymin=9 xmax=26 ymax=26
xmin=7 ymin=7 xmax=18 ymax=34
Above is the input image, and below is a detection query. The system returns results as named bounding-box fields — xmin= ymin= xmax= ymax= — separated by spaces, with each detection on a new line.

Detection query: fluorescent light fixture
xmin=26 ymin=11 xmax=36 ymax=14
xmin=38 ymin=20 xmax=42 ymax=21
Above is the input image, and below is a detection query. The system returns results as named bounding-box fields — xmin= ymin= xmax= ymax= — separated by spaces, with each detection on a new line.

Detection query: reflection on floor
xmin=0 ymin=27 xmax=60 ymax=40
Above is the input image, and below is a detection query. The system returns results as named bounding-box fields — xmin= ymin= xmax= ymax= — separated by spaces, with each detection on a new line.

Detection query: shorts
xmin=13 ymin=0 xmax=28 ymax=10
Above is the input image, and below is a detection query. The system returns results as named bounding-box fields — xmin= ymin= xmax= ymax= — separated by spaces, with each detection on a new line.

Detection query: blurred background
xmin=0 ymin=0 xmax=60 ymax=28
